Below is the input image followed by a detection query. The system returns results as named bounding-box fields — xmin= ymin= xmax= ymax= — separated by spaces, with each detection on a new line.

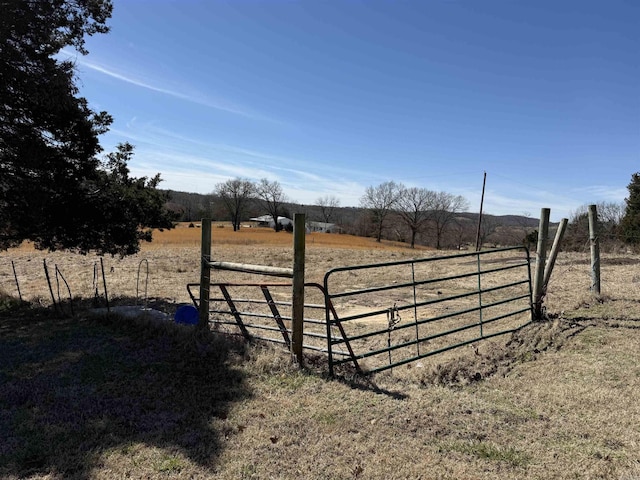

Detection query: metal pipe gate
xmin=191 ymin=246 xmax=533 ymax=375
xmin=323 ymin=246 xmax=533 ymax=375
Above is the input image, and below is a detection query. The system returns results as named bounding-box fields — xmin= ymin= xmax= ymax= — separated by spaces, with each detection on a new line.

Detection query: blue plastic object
xmin=174 ymin=305 xmax=199 ymax=325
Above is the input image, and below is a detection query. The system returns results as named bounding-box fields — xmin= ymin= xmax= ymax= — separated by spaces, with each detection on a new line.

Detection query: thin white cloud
xmin=60 ymin=50 xmax=267 ymax=120
xmin=133 ymin=150 xmax=275 ymax=181
xmin=110 ymin=121 xmax=608 ymax=219
xmin=120 ymin=142 xmax=369 ymax=205
xmin=568 ymin=185 xmax=627 ymax=202
xmin=109 ymin=124 xmax=374 ymax=185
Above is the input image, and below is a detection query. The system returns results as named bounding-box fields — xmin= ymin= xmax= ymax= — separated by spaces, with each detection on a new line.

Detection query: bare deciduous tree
xmin=317 ymin=195 xmax=341 ymax=224
xmin=396 ymin=186 xmax=435 ymax=248
xmin=430 ymin=192 xmax=470 ymax=249
xmin=450 ymin=217 xmax=475 ymax=250
xmin=360 ymin=181 xmax=402 ymax=242
xmin=476 ymin=214 xmax=500 ymax=249
xmin=214 ymin=178 xmax=255 ymax=231
xmin=256 ymin=178 xmax=289 ymax=231
xmin=566 ymin=201 xmax=626 ymax=251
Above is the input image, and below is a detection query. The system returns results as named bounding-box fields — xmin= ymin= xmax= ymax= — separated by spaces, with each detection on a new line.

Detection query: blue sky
xmin=64 ymin=0 xmax=638 ymax=221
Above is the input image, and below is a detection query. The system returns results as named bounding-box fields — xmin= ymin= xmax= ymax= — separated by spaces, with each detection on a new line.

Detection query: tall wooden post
xmin=199 ymin=218 xmax=212 ymax=329
xmin=532 ymin=208 xmax=550 ymax=320
xmin=588 ymin=204 xmax=601 ymax=295
xmin=543 ymin=218 xmax=568 ymax=292
xmin=291 ymin=213 xmax=306 ymax=365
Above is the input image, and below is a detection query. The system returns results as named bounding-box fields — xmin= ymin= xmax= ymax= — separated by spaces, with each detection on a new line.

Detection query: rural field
xmin=1 ymin=223 xmax=640 ymax=479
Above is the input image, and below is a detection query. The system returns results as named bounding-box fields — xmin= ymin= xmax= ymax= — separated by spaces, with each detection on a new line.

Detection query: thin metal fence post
xmin=11 ymin=260 xmax=22 ymax=301
xmin=199 ymin=218 xmax=212 ymax=329
xmin=43 ymin=259 xmax=58 ymax=314
xmin=100 ymin=257 xmax=109 ymax=313
xmin=54 ymin=265 xmax=73 ymax=316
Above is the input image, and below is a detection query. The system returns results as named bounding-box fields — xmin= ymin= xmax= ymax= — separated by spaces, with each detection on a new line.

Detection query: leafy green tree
xmin=82 ymin=143 xmax=175 ymax=255
xmin=0 ymin=0 xmax=173 ymax=255
xmin=620 ymin=173 xmax=640 ymax=245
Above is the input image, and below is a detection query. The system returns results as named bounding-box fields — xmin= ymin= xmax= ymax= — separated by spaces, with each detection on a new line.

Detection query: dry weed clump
xmin=410 ymin=319 xmax=564 ymax=387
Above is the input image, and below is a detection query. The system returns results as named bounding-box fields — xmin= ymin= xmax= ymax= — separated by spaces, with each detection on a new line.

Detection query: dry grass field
xmin=1 ymin=223 xmax=640 ymax=479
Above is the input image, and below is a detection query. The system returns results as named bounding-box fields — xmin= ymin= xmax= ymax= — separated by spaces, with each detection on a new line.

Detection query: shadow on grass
xmin=0 ymin=297 xmax=251 ymax=479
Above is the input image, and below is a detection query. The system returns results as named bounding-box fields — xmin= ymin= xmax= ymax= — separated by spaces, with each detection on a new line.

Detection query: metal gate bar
xmin=324 ymin=246 xmax=533 ymax=375
xmin=218 ymin=284 xmax=251 ymax=339
xmin=260 ymin=286 xmax=291 ymax=347
xmin=187 ymin=282 xmax=358 ymax=364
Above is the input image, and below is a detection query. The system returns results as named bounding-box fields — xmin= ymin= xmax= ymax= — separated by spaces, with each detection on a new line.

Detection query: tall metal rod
xmin=11 ymin=260 xmax=22 ymax=301
xmin=55 ymin=265 xmax=73 ymax=316
xmin=475 ymin=171 xmax=487 ymax=251
xmin=100 ymin=257 xmax=109 ymax=313
xmin=43 ymin=259 xmax=58 ymax=314
xmin=92 ymin=262 xmax=100 ymax=306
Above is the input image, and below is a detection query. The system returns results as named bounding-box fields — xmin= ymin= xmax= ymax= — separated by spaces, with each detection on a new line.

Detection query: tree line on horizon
xmin=166 ymin=176 xmax=640 ymax=253
xmin=166 ymin=178 xmax=536 ymax=250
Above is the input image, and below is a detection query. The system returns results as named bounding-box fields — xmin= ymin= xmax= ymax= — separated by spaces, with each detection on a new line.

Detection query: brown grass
xmin=2 ymin=231 xmax=640 ymax=479
xmin=146 ymin=222 xmax=432 ymax=250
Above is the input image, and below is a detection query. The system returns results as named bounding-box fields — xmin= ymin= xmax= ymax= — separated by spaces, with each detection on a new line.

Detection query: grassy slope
xmin=2 ymin=229 xmax=640 ymax=479
xmin=1 ymin=298 xmax=640 ymax=479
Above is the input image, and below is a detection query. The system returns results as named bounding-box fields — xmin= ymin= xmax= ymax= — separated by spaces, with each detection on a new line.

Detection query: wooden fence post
xmin=532 ymin=208 xmax=550 ymax=320
xmin=588 ymin=204 xmax=601 ymax=295
xmin=542 ymin=218 xmax=568 ymax=293
xmin=199 ymin=218 xmax=212 ymax=329
xmin=291 ymin=213 xmax=306 ymax=365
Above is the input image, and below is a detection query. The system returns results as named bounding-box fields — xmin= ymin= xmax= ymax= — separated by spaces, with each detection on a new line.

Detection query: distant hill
xmin=163 ymin=189 xmax=544 ymax=228
xmin=163 ymin=189 xmax=546 ymax=249
xmin=456 ymin=212 xmax=545 ymax=228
